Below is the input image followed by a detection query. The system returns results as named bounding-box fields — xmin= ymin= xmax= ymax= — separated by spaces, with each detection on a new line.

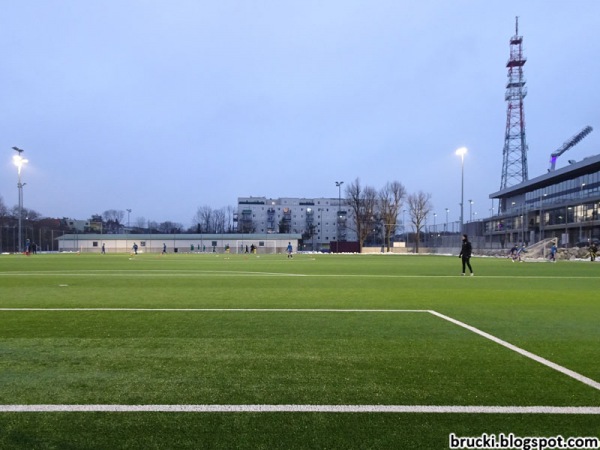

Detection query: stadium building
xmin=487 ymin=153 xmax=600 ymax=248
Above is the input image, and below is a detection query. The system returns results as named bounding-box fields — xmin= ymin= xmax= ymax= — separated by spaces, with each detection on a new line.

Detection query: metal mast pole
xmin=12 ymin=147 xmax=27 ymax=253
xmin=335 ymin=181 xmax=343 ymax=253
xmin=500 ymin=17 xmax=529 ymax=199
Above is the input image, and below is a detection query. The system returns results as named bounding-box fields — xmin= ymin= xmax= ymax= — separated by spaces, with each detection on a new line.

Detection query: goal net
xmin=235 ymin=240 xmax=278 ymax=254
xmin=522 ymin=238 xmax=558 ymax=260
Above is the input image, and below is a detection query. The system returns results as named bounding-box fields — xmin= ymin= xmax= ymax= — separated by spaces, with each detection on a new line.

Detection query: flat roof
xmin=490 ymin=153 xmax=600 ymax=198
xmin=57 ymin=233 xmax=303 ymax=241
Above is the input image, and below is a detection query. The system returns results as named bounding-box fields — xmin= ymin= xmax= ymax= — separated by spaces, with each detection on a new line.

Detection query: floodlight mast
xmin=335 ymin=181 xmax=344 ymax=253
xmin=548 ymin=126 xmax=593 ymax=171
xmin=455 ymin=147 xmax=467 ymax=234
xmin=12 ymin=147 xmax=29 ymax=253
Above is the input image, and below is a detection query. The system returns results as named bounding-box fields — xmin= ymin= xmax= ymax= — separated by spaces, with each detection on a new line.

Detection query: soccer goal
xmin=522 ymin=237 xmax=557 ymax=259
xmin=235 ymin=240 xmax=278 ymax=254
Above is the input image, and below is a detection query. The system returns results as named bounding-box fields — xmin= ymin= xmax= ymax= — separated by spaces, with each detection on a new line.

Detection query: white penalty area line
xmin=429 ymin=310 xmax=600 ymax=392
xmin=2 ymin=308 xmax=599 ymax=393
xmin=0 ymin=308 xmax=429 ymax=312
xmin=1 ymin=405 xmax=599 ymax=414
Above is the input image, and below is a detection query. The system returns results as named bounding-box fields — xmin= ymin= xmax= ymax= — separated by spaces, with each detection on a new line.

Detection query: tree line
xmin=90 ymin=206 xmax=237 ymax=234
xmin=1 ymin=182 xmax=433 ymax=252
xmin=344 ymin=178 xmax=432 ymax=253
xmin=0 ymin=195 xmax=70 ymax=252
xmin=0 ymin=196 xmax=237 ymax=252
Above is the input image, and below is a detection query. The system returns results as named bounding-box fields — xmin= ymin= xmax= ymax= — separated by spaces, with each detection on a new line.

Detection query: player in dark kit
xmin=459 ymin=234 xmax=474 ymax=276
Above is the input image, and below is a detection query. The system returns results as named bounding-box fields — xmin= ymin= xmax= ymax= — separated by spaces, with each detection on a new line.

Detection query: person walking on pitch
xmin=459 ymin=234 xmax=474 ymax=276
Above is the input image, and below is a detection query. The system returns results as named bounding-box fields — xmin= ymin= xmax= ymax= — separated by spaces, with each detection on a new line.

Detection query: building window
xmin=92 ymin=242 xmax=98 ymax=247
xmin=140 ymin=242 xmax=146 ymax=247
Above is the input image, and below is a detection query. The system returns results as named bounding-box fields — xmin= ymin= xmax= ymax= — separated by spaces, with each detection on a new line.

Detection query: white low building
xmin=57 ymin=233 xmax=301 ymax=254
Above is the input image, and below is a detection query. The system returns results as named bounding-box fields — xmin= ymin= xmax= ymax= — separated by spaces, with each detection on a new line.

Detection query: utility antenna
xmin=500 ymin=16 xmax=529 ymax=190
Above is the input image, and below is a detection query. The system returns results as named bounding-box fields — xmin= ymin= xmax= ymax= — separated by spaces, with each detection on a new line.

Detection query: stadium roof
xmin=57 ymin=233 xmax=303 ymax=241
xmin=490 ymin=153 xmax=600 ymax=199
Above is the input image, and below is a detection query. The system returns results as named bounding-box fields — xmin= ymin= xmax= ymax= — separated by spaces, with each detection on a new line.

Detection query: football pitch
xmin=1 ymin=252 xmax=599 ymax=449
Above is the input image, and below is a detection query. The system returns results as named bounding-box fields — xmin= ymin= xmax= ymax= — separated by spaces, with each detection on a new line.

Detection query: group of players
xmin=509 ymin=241 xmax=597 ymax=262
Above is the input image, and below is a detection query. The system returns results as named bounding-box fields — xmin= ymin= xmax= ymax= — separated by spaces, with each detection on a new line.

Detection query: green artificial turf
xmin=1 ymin=252 xmax=599 ymax=449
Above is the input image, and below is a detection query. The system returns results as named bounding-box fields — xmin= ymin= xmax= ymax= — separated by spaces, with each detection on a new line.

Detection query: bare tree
xmin=346 ymin=178 xmax=363 ymax=250
xmin=192 ymin=206 xmax=213 ymax=233
xmin=11 ymin=206 xmax=42 ymax=221
xmin=9 ymin=205 xmax=19 ymax=220
xmin=379 ymin=181 xmax=406 ymax=252
xmin=158 ymin=221 xmax=182 ymax=233
xmin=346 ymin=178 xmax=378 ymax=252
xmin=225 ymin=205 xmax=235 ymax=232
xmin=407 ymin=191 xmax=432 ymax=253
xmin=134 ymin=217 xmax=147 ymax=229
xmin=0 ymin=197 xmax=9 ymax=251
xmin=212 ymin=208 xmax=226 ymax=233
xmin=102 ymin=209 xmax=124 ymax=224
xmin=0 ymin=196 xmax=8 ymax=218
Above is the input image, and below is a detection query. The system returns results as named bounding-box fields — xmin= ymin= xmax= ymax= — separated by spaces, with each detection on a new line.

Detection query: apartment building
xmin=236 ymin=197 xmax=356 ymax=250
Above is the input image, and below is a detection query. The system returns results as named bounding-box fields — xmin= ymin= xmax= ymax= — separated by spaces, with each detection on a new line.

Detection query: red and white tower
xmin=500 ymin=17 xmax=529 ymax=190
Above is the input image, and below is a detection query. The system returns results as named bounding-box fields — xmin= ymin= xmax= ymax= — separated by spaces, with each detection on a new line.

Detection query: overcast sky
xmin=1 ymin=1 xmax=599 ymax=228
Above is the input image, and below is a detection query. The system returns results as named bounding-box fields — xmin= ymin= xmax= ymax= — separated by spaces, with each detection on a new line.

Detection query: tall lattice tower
xmin=500 ymin=17 xmax=529 ymax=190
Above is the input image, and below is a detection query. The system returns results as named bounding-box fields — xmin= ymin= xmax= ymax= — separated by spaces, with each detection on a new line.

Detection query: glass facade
xmin=525 ymin=171 xmax=600 ymax=211
xmin=486 ymin=161 xmax=600 ymax=247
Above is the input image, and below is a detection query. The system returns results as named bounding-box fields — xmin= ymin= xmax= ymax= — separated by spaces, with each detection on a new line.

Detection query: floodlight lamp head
xmin=13 ymin=154 xmax=28 ymax=173
xmin=455 ymin=147 xmax=467 ymax=157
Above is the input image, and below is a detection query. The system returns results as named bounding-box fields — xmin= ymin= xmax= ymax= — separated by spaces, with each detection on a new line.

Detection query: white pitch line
xmin=428 ymin=310 xmax=600 ymax=392
xmin=0 ymin=308 xmax=429 ymax=312
xmin=0 ymin=271 xmax=307 ymax=277
xmin=0 ymin=404 xmax=599 ymax=414
xmin=2 ymin=271 xmax=598 ymax=279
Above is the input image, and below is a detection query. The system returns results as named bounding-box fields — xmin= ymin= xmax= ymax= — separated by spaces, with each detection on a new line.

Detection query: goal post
xmin=235 ymin=240 xmax=278 ymax=254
